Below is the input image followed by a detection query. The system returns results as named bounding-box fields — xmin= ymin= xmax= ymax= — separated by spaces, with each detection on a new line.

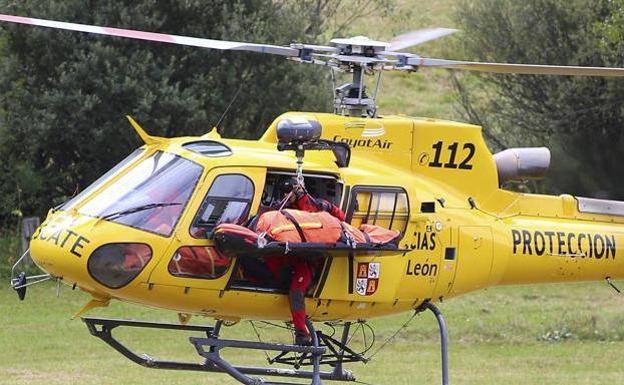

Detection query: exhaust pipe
xmin=493 ymin=147 xmax=551 ymax=185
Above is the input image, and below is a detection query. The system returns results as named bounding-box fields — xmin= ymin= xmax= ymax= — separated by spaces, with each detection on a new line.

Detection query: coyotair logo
xmin=336 ymin=121 xmax=392 ymax=149
xmin=333 ymin=135 xmax=393 ymax=149
xmin=361 ymin=126 xmax=385 ymax=137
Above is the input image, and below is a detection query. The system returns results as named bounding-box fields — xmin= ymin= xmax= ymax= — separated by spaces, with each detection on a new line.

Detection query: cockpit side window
xmin=190 ymin=174 xmax=254 ymax=238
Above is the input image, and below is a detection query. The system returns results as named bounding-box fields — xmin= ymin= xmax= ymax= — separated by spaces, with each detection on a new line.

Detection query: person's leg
xmin=289 ymin=259 xmax=312 ymax=344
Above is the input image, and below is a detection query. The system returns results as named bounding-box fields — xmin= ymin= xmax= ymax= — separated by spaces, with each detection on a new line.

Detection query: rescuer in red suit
xmin=278 ymin=178 xmax=345 ymax=345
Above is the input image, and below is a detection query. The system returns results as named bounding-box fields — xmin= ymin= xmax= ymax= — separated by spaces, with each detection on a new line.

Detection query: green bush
xmin=454 ymin=0 xmax=624 ymax=199
xmin=0 ymin=233 xmax=19 ymax=279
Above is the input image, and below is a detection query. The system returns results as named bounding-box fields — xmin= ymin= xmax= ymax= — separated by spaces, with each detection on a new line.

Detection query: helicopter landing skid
xmin=82 ymin=317 xmax=358 ymax=385
xmin=415 ymin=301 xmax=450 ymax=385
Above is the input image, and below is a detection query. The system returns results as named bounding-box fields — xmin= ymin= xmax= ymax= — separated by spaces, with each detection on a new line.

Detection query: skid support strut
xmin=417 ymin=302 xmax=450 ymax=385
xmin=191 ymin=319 xmax=325 ymax=385
xmin=82 ymin=317 xmax=357 ymax=385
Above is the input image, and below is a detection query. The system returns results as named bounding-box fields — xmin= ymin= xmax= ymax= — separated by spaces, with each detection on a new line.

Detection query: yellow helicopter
xmin=4 ymin=13 xmax=624 ymax=385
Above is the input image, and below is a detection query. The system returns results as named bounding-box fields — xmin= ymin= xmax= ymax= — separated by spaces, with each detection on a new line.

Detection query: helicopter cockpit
xmin=26 ymin=148 xmax=206 ymax=292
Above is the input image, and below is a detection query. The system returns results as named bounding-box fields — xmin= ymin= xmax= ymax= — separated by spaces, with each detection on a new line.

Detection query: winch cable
xmin=365 ymin=310 xmax=418 ymax=361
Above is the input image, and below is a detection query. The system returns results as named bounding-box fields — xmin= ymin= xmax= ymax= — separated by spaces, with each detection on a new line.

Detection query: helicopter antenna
xmin=213 ymin=73 xmax=250 ymax=134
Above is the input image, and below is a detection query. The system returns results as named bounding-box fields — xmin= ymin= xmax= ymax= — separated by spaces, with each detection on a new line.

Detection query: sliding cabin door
xmin=313 ymin=186 xmax=410 ymax=309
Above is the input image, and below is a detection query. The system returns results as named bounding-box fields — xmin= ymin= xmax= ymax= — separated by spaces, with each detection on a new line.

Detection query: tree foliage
xmin=454 ymin=0 xmax=624 ymax=198
xmin=0 ymin=0 xmax=371 ymax=224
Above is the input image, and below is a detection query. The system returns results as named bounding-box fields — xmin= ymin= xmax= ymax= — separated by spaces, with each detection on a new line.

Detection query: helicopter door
xmin=448 ymin=226 xmax=493 ymax=296
xmin=146 ymin=167 xmax=265 ymax=291
xmin=312 ymin=186 xmax=410 ymax=307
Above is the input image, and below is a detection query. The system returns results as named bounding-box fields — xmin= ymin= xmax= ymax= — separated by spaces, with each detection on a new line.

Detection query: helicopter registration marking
xmin=33 ymin=225 xmax=91 ymax=258
xmin=428 ymin=141 xmax=476 ymax=170
xmin=511 ymin=229 xmax=616 ymax=259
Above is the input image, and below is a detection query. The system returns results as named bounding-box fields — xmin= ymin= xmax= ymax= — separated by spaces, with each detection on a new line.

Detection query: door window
xmin=190 ymin=174 xmax=254 ymax=238
xmin=347 ymin=187 xmax=409 ymax=237
xmin=168 ymin=246 xmax=231 ymax=279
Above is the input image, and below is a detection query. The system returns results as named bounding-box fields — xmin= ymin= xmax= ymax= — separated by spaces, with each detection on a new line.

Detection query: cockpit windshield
xmin=79 ymin=151 xmax=203 ymax=236
xmin=60 ymin=148 xmax=144 ymax=211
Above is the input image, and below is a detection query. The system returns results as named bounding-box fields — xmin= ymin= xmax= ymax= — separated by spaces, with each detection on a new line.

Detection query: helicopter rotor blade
xmin=0 ymin=13 xmax=299 ymax=57
xmin=4 ymin=14 xmax=623 ymax=78
xmin=388 ymin=28 xmax=458 ymax=51
xmin=408 ymin=57 xmax=624 ymax=77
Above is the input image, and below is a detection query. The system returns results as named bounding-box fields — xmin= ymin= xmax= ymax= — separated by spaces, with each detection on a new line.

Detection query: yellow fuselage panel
xmin=28 ymin=112 xmax=624 ymax=322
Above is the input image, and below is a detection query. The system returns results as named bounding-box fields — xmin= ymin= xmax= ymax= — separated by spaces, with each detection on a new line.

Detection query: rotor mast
xmin=332 ymin=65 xmax=375 ymax=117
xmin=329 ymin=36 xmax=390 ymax=118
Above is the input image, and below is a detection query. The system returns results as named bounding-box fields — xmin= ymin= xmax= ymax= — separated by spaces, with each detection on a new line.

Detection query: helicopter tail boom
xmin=492 ymin=202 xmax=624 ymax=287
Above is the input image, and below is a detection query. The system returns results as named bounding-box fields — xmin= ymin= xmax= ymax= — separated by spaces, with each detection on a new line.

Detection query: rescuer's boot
xmin=295 ymin=328 xmax=312 ymax=346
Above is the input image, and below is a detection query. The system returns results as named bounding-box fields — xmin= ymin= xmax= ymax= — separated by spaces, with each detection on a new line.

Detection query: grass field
xmin=2 ymin=278 xmax=624 ymax=385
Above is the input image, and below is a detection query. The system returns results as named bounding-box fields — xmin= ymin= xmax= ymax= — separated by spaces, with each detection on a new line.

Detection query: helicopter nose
xmin=28 ymin=210 xmax=164 ymax=294
xmin=29 ymin=215 xmax=94 ymax=285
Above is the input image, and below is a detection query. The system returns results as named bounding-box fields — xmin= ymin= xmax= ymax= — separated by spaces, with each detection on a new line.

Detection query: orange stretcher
xmin=213 ymin=209 xmax=406 ymax=259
